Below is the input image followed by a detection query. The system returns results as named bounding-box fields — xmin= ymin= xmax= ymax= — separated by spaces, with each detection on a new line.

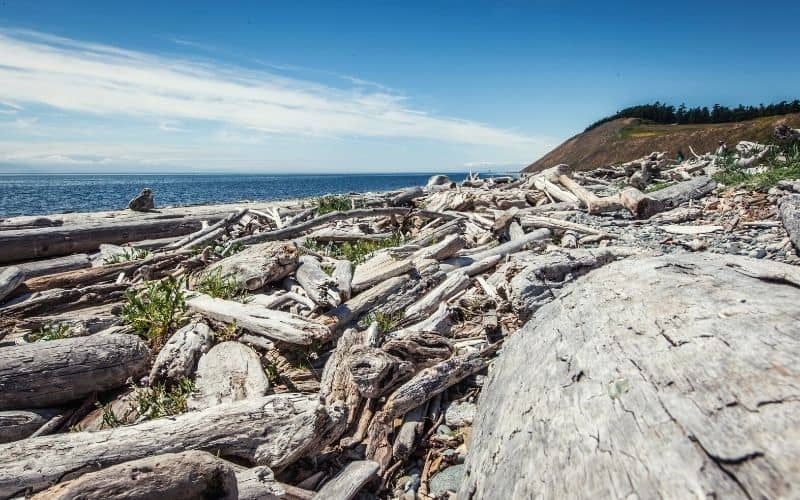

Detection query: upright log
xmin=0 ymin=334 xmax=150 ymax=410
xmin=149 ymin=321 xmax=214 ymax=385
xmin=0 ymin=394 xmax=345 ymax=498
xmin=31 ymin=451 xmax=239 ymax=500
xmin=187 ymin=341 xmax=270 ymax=411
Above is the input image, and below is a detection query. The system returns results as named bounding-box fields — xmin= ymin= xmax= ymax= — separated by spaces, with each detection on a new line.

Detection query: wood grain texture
xmin=461 ymin=253 xmax=800 ymax=499
xmin=149 ymin=320 xmax=213 ymax=385
xmin=187 ymin=341 xmax=270 ymax=411
xmin=0 ymin=334 xmax=150 ymax=410
xmin=204 ymin=241 xmax=298 ymax=290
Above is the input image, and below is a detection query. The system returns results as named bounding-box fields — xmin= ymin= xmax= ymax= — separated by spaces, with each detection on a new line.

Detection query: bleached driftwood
xmin=391 ymin=187 xmax=424 ymax=206
xmin=412 ymin=234 xmax=467 ymax=261
xmin=31 ymin=451 xmax=238 ymax=500
xmin=0 ymin=334 xmax=150 ymax=410
xmin=324 ymin=275 xmax=411 ymax=333
xmin=332 ymin=259 xmax=353 ymax=301
xmin=187 ymin=341 xmax=270 ymax=411
xmin=0 ymin=394 xmax=345 ymax=498
xmin=296 ymin=255 xmax=341 ymax=308
xmin=347 ymin=346 xmax=414 ymax=398
xmin=558 ymin=174 xmax=622 ymax=214
xmin=779 ymin=194 xmax=800 ymax=249
xmin=619 ymin=186 xmax=665 ymax=219
xmin=351 ymin=253 xmax=414 ymax=293
xmin=440 ymin=228 xmax=551 ymax=271
xmin=308 ymin=228 xmax=392 ymax=242
xmin=0 ymin=266 xmax=24 ymax=303
xmin=0 ymin=282 xmax=127 ymax=323
xmin=518 ymin=215 xmax=608 ymax=236
xmin=405 ymin=271 xmax=471 ymax=319
xmin=648 ymin=176 xmax=716 ymax=210
xmin=319 ymin=328 xmax=366 ymax=428
xmin=8 ymin=253 xmax=91 ymax=279
xmin=392 ymin=403 xmax=426 ymax=460
xmin=461 ymin=253 xmax=800 ymax=499
xmin=391 ymin=302 xmax=452 ymax=338
xmin=530 ymin=165 xmax=579 ymax=205
xmin=149 ymin=320 xmax=214 ymax=385
xmin=175 ymin=208 xmax=250 ymax=251
xmin=187 ymin=293 xmax=328 ymax=345
xmin=312 ymin=461 xmax=379 ymax=500
xmin=203 ymin=241 xmax=298 ymax=291
xmin=0 ymin=409 xmax=60 ymax=444
xmin=507 ymin=221 xmax=526 ymax=241
xmin=382 ymin=332 xmax=453 ymax=369
xmin=235 ymin=466 xmax=286 ymax=500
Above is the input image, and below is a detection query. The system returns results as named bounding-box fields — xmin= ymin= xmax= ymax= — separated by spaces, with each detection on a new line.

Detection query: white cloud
xmin=159 ymin=120 xmax=185 ymax=132
xmin=0 ymin=28 xmax=540 ymax=148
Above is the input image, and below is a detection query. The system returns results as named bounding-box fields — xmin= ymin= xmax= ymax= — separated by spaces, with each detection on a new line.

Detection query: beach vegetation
xmin=120 ymin=276 xmax=187 ymax=347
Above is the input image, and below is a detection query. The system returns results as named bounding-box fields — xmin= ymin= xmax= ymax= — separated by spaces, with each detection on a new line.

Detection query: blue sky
xmin=0 ymin=1 xmax=798 ymax=173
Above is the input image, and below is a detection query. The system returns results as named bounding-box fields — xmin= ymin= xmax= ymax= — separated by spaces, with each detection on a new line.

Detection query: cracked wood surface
xmin=460 ymin=253 xmax=800 ymax=499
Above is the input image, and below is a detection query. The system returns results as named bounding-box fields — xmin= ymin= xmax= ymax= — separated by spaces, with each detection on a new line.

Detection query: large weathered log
xmin=0 ymin=409 xmax=60 ymax=444
xmin=31 ymin=451 xmax=238 ymax=500
xmin=324 ymin=275 xmax=411 ymax=333
xmin=779 ymin=194 xmax=800 ymax=250
xmin=461 ymin=254 xmax=800 ymax=499
xmin=149 ymin=320 xmax=213 ymax=385
xmin=187 ymin=341 xmax=270 ymax=411
xmin=332 ymin=259 xmax=353 ymax=301
xmin=518 ymin=214 xmax=609 ymax=236
xmin=233 ymin=208 xmax=456 ymax=246
xmin=0 ymin=282 xmax=127 ymax=320
xmin=347 ymin=346 xmax=414 ymax=398
xmin=171 ymin=208 xmax=249 ymax=251
xmin=619 ymin=186 xmax=665 ymax=219
xmin=390 ymin=186 xmax=424 ymax=206
xmin=307 ymin=228 xmax=391 ymax=242
xmin=203 ymin=241 xmax=298 ymax=291
xmin=351 ymin=253 xmax=414 ymax=293
xmin=0 ymin=216 xmax=209 ymax=265
xmin=0 ymin=334 xmax=150 ymax=410
xmin=0 ymin=267 xmax=24 ymax=303
xmin=530 ymin=165 xmax=579 ymax=204
xmin=319 ymin=328 xmax=366 ymax=429
xmin=440 ymin=228 xmax=551 ymax=272
xmin=312 ymin=461 xmax=379 ymax=500
xmin=296 ymin=255 xmax=341 ymax=308
xmin=412 ymin=233 xmax=466 ymax=261
xmin=558 ymin=174 xmax=623 ymax=214
xmin=0 ymin=394 xmax=345 ymax=498
xmin=187 ymin=293 xmax=328 ymax=345
xmin=648 ymin=175 xmax=716 ymax=210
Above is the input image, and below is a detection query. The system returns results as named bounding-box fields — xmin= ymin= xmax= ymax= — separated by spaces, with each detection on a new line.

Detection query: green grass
xmin=132 ymin=378 xmax=195 ymax=420
xmin=644 ymin=180 xmax=675 ymax=193
xmin=120 ymin=276 xmax=187 ymax=347
xmin=195 ymin=268 xmax=248 ymax=301
xmin=103 ymin=247 xmax=150 ymax=265
xmin=27 ymin=322 xmax=71 ymax=342
xmin=305 ymin=232 xmax=405 ymax=265
xmin=364 ymin=310 xmax=404 ymax=332
xmin=313 ymin=195 xmax=353 ymax=215
xmin=712 ymin=143 xmax=800 ymax=191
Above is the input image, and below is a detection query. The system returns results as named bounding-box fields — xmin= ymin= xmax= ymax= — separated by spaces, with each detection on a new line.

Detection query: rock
xmin=779 ymin=194 xmax=800 ymax=250
xmin=128 ymin=188 xmax=155 ymax=212
xmin=461 ymin=253 xmax=800 ymax=499
xmin=445 ymin=401 xmax=476 ymax=428
xmin=429 ymin=464 xmax=465 ymax=496
xmin=187 ymin=341 xmax=270 ymax=411
xmin=426 ymin=175 xmax=452 ymax=189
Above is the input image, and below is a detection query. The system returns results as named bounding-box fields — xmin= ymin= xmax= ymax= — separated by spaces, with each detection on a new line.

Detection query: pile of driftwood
xmin=0 ymin=134 xmax=798 ymax=499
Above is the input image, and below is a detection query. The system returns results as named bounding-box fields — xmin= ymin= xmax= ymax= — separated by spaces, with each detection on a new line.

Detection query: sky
xmin=0 ymin=1 xmax=798 ymax=174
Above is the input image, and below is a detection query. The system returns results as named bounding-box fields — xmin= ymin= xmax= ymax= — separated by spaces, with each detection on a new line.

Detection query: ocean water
xmin=0 ymin=173 xmax=477 ymax=218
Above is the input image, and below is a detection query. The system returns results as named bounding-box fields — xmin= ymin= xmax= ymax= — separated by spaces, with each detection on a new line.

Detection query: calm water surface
xmin=0 ymin=173 xmax=478 ymax=217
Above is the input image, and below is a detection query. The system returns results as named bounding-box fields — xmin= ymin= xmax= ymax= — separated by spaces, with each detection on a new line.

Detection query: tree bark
xmin=0 ymin=266 xmax=24 ymax=303
xmin=0 ymin=334 xmax=150 ymax=410
xmin=0 ymin=394 xmax=345 ymax=498
xmin=0 ymin=409 xmax=60 ymax=444
xmin=461 ymin=253 xmax=800 ymax=499
xmin=30 ymin=451 xmax=238 ymax=500
xmin=312 ymin=461 xmax=379 ymax=500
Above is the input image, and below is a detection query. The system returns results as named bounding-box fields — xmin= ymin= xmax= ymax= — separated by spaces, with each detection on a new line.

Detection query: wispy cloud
xmin=0 ymin=28 xmax=537 ymax=147
xmin=159 ymin=120 xmax=185 ymax=132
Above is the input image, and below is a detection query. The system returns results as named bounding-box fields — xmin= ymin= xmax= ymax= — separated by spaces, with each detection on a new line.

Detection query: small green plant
xmin=120 ymin=276 xmax=187 ymax=347
xmin=97 ymin=401 xmax=122 ymax=429
xmin=27 ymin=322 xmax=71 ymax=342
xmin=103 ymin=247 xmax=150 ymax=265
xmin=264 ymin=363 xmax=280 ymax=384
xmin=314 ymin=195 xmax=353 ymax=215
xmin=321 ymin=264 xmax=335 ymax=276
xmin=712 ymin=142 xmax=800 ymax=191
xmin=132 ymin=378 xmax=195 ymax=420
xmin=195 ymin=268 xmax=248 ymax=301
xmin=644 ymin=180 xmax=674 ymax=193
xmin=305 ymin=232 xmax=405 ymax=265
xmin=364 ymin=310 xmax=403 ymax=332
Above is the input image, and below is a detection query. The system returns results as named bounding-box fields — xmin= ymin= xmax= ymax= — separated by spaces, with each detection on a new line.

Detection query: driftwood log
xmin=203 ymin=241 xmax=298 ymax=290
xmin=312 ymin=460 xmax=379 ymax=500
xmin=0 ymin=334 xmax=150 ymax=410
xmin=0 ymin=409 xmax=60 ymax=444
xmin=461 ymin=253 xmax=800 ymax=499
xmin=620 ymin=186 xmax=665 ymax=219
xmin=6 ymin=253 xmax=91 ymax=279
xmin=187 ymin=341 xmax=270 ymax=411
xmin=0 ymin=216 xmax=209 ymax=264
xmin=648 ymin=175 xmax=717 ymax=210
xmin=0 ymin=267 xmax=24 ymax=303
xmin=332 ymin=259 xmax=353 ymax=301
xmin=31 ymin=451 xmax=239 ymax=500
xmin=296 ymin=255 xmax=341 ymax=308
xmin=0 ymin=394 xmax=345 ymax=498
xmin=149 ymin=320 xmax=213 ymax=385
xmin=187 ymin=293 xmax=328 ymax=345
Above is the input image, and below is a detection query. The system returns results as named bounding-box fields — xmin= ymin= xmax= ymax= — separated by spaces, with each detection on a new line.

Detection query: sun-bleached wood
xmin=460 ymin=253 xmax=800 ymax=499
xmin=0 ymin=394 xmax=345 ymax=498
xmin=30 ymin=451 xmax=238 ymax=500
xmin=187 ymin=341 xmax=270 ymax=411
xmin=203 ymin=241 xmax=298 ymax=290
xmin=149 ymin=320 xmax=213 ymax=385
xmin=312 ymin=460 xmax=379 ymax=500
xmin=0 ymin=266 xmax=24 ymax=303
xmin=295 ymin=255 xmax=341 ymax=308
xmin=0 ymin=334 xmax=150 ymax=410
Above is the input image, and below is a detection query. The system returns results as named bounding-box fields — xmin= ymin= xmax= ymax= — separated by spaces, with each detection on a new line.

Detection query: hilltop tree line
xmin=586 ymin=100 xmax=800 ymax=131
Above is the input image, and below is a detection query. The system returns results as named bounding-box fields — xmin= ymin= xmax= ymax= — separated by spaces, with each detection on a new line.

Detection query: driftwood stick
xmin=175 ymin=208 xmax=250 ymax=250
xmin=7 ymin=253 xmax=91 ymax=279
xmin=558 ymin=174 xmax=623 ymax=214
xmin=0 ymin=394 xmax=344 ymax=498
xmin=619 ymin=187 xmax=665 ymax=219
xmin=312 ymin=461 xmax=379 ymax=500
xmin=519 ymin=215 xmax=609 ymax=236
xmin=332 ymin=259 xmax=353 ymax=301
xmin=405 ymin=272 xmax=471 ymax=319
xmin=296 ymin=255 xmax=341 ymax=308
xmin=0 ymin=267 xmax=24 ymax=303
xmin=324 ymin=275 xmax=411 ymax=333
xmin=441 ymin=228 xmax=551 ymax=272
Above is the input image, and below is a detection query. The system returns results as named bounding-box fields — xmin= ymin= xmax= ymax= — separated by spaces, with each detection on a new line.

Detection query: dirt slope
xmin=524 ymin=113 xmax=800 ymax=173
